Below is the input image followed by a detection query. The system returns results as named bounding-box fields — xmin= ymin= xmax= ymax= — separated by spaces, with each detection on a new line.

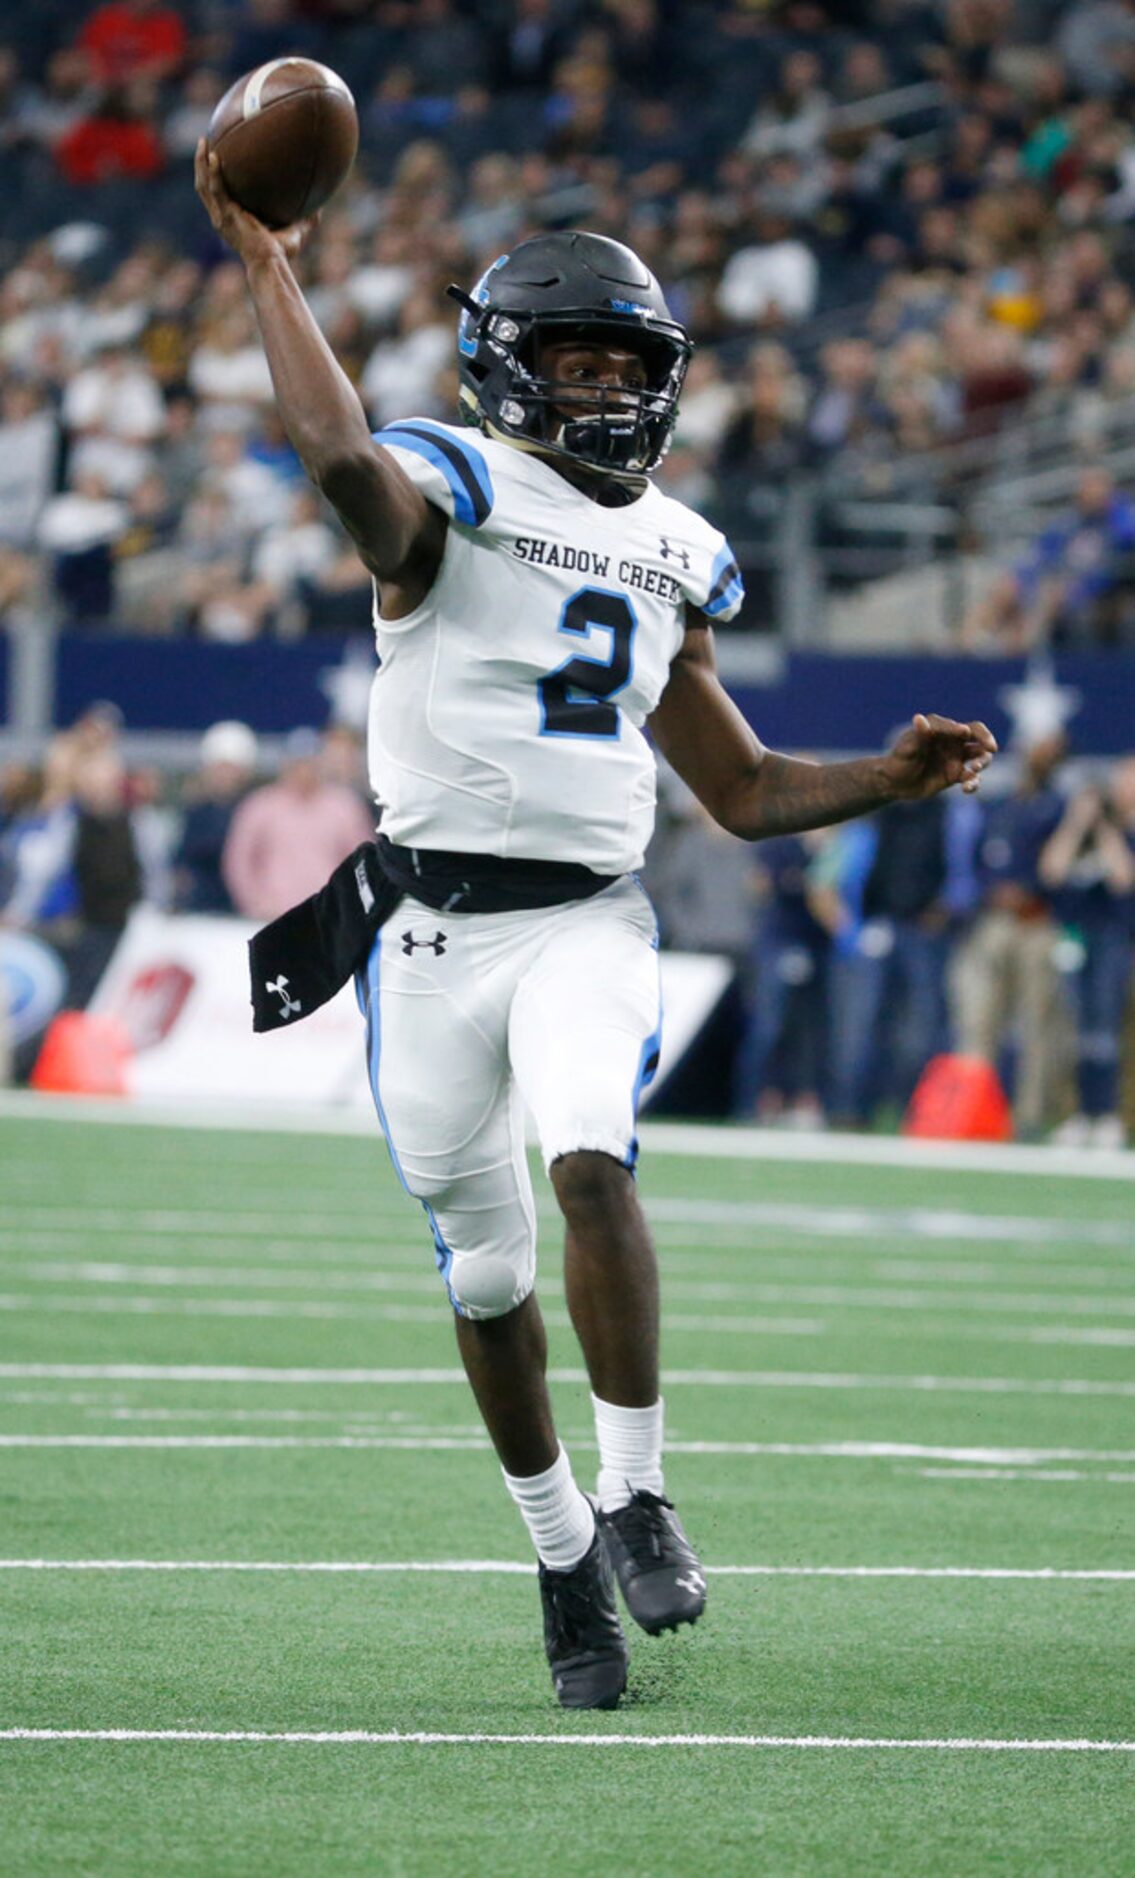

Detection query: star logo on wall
xmin=317 ymin=638 xmax=375 ymax=732
xmin=997 ymin=656 xmax=1081 ymax=748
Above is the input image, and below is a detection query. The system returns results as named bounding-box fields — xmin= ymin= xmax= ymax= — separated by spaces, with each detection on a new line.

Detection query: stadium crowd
xmin=2 ymin=705 xmax=1134 ymax=1144
xmin=0 ymin=0 xmax=1133 ymax=644
xmin=1 ymin=0 xmax=1134 ymax=1136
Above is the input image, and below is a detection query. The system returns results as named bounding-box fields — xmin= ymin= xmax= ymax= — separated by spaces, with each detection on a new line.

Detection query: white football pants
xmin=356 ymin=876 xmax=661 ymax=1319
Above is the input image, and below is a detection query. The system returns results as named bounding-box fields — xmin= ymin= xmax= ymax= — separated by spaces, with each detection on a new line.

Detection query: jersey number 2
xmin=538 ymin=588 xmax=636 ymax=739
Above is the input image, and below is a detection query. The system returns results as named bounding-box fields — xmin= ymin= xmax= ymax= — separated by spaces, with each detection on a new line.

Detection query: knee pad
xmin=445 ymin=1244 xmax=535 ymax=1321
xmin=406 ymin=1170 xmax=536 ymax=1321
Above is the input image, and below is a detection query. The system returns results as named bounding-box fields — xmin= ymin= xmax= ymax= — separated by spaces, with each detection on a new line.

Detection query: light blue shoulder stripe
xmin=704 ymin=540 xmax=745 ymax=618
xmin=374 ymin=420 xmax=494 ymax=528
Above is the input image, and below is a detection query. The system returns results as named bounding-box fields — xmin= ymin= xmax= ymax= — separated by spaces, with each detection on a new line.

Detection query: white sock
xmin=502 ymin=1444 xmax=595 ymax=1571
xmin=592 ymin=1394 xmax=665 ymax=1512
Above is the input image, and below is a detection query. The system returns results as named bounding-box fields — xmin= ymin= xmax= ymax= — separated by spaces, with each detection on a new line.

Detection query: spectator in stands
xmin=1 ymin=0 xmax=1134 ymax=659
xmin=741 ymin=49 xmax=832 ymax=160
xmin=732 ymin=830 xmax=832 ymax=1127
xmin=187 ymin=305 xmax=273 ymax=406
xmin=55 ymin=81 xmax=165 ymax=188
xmin=0 ymin=741 xmax=80 ymax=936
xmin=63 ymin=338 xmax=166 ymax=496
xmin=55 ymin=742 xmax=143 ymax=1007
xmin=495 ymin=0 xmax=570 ymax=93
xmin=77 ymin=0 xmax=188 ymax=86
xmin=14 ymin=47 xmax=96 ymax=158
xmin=1057 ymin=0 xmax=1135 ymax=95
xmin=805 ymin=339 xmax=884 ymax=465
xmin=716 ymin=205 xmax=819 ymax=329
xmin=112 ymin=467 xmax=181 ymax=629
xmin=250 ymin=486 xmax=347 ymax=635
xmin=167 ymin=479 xmax=260 ymax=640
xmin=140 ymin=257 xmax=203 ymax=388
xmin=81 ymin=248 xmax=161 ymax=358
xmin=163 ymin=66 xmax=224 ymax=163
xmin=319 ymin=721 xmax=371 ymax=807
xmin=961 ymin=467 xmax=1135 ymax=652
xmin=360 ymin=286 xmax=453 ymax=429
xmin=37 ymin=468 xmax=129 ymax=625
xmin=820 ymin=798 xmax=956 ymax=1129
xmin=172 ymin=719 xmax=258 ymax=914
xmin=221 ymin=727 xmax=374 ymax=922
xmin=952 ymin=728 xmax=1070 ymax=1140
xmin=1040 ymin=758 xmax=1135 ymax=1146
xmin=398 ymin=0 xmax=490 ymax=95
xmin=200 ymin=417 xmax=292 ymax=534
xmin=715 ymin=342 xmax=807 ymax=483
xmin=0 ymin=376 xmax=58 ymax=554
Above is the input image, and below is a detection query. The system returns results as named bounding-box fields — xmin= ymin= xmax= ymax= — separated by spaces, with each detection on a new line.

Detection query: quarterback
xmin=197 ymin=144 xmax=996 ymax=1711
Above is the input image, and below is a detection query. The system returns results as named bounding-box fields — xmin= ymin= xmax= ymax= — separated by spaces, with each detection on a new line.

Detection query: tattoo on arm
xmin=738 ymin=751 xmax=894 ymax=839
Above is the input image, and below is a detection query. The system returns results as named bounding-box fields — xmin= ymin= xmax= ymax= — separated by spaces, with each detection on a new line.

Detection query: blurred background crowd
xmin=0 ymin=0 xmax=1134 ymax=647
xmin=3 ymin=700 xmax=1134 ymax=1143
xmin=0 ymin=0 xmax=1133 ymax=1138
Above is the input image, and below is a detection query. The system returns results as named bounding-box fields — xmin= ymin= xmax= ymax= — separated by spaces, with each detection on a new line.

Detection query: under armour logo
xmin=266 ymin=975 xmax=302 ymax=1019
xmin=659 ymin=536 xmax=691 ymax=569
xmin=401 ymin=930 xmax=447 ymax=956
xmin=354 ymin=856 xmax=375 ymax=914
xmin=676 ymin=1569 xmax=706 ymax=1596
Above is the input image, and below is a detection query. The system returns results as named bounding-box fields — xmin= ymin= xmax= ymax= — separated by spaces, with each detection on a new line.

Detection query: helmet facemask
xmin=450 ymin=293 xmax=692 ymax=481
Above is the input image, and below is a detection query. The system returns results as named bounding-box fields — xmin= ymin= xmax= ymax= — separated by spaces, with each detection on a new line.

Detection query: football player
xmin=197 ymin=144 xmax=996 ymax=1711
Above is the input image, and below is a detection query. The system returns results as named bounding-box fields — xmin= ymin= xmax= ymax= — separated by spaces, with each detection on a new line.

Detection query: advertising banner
xmin=90 ymin=908 xmax=732 ymax=1114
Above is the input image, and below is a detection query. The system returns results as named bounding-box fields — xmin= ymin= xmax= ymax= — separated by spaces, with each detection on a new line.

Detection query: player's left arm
xmin=649 ymin=614 xmax=997 ymax=841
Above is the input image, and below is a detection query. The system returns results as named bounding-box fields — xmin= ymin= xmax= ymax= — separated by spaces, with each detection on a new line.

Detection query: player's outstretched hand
xmin=195 ymin=139 xmax=319 ymax=268
xmin=883 ymin=713 xmax=998 ymax=800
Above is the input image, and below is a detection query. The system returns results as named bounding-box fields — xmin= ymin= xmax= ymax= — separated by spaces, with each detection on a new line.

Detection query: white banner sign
xmin=91 ymin=909 xmax=732 ymax=1114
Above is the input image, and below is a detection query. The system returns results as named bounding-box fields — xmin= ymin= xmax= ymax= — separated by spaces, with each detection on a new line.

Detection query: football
xmin=207 ymin=57 xmax=359 ymax=230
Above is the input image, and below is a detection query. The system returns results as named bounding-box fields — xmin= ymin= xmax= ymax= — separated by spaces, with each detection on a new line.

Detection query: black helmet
xmin=447 ymin=232 xmax=692 ymax=481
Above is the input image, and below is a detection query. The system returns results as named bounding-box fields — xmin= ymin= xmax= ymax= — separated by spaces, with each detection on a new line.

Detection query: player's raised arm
xmin=650 ymin=614 xmax=997 ymax=840
xmin=194 ymin=142 xmax=444 ymax=591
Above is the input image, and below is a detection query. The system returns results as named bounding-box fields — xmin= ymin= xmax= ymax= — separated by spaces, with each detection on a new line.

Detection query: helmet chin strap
xmin=480 ymin=416 xmax=648 ymax=492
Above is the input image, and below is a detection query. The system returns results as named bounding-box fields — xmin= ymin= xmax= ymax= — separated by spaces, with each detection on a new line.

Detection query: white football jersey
xmin=366 ymin=418 xmax=744 ymax=874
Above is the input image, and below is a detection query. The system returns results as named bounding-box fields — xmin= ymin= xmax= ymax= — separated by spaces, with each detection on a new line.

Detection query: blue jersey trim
xmin=376 ymin=420 xmax=494 ymax=528
xmin=356 ymin=932 xmax=463 ymax=1313
xmin=625 ymin=916 xmax=663 ymax=1171
xmin=704 ymin=542 xmax=745 ymax=618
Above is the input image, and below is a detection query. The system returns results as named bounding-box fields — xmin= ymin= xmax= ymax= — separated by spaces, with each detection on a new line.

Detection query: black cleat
xmin=538 ymin=1530 xmax=628 ymax=1710
xmin=598 ymin=1490 xmax=707 ymax=1635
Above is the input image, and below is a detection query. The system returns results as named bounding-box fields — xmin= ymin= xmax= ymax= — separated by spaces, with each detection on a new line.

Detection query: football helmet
xmin=447 ymin=232 xmax=692 ymax=481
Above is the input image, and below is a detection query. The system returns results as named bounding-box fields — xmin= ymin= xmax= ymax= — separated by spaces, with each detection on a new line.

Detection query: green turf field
xmin=1 ymin=1103 xmax=1133 ymax=1876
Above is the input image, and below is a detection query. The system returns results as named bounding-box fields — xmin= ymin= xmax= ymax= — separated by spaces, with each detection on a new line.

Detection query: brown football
xmin=207 ymin=58 xmax=358 ymax=229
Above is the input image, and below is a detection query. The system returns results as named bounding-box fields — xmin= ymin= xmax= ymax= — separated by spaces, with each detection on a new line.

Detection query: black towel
xmin=248 ymin=843 xmax=402 ymax=1032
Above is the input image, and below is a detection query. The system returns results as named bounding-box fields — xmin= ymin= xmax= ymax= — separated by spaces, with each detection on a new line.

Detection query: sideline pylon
xmin=903 ymin=1053 xmax=1013 ymax=1142
xmin=30 ymin=1012 xmax=132 ymax=1097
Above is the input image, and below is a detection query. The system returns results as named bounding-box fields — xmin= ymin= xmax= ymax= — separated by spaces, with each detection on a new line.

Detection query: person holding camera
xmin=1040 ymin=760 xmax=1135 ymax=1147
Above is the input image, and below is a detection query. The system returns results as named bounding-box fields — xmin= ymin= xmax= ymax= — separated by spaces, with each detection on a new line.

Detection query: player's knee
xmin=550 ymin=1148 xmax=634 ymax=1233
xmin=446 ymin=1247 xmax=534 ymax=1319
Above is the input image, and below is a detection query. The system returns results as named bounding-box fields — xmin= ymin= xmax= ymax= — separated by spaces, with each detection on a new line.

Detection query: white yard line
xmin=0 ymin=1294 xmax=824 ymax=1337
xmin=3 ymin=1262 xmax=444 ymax=1295
xmin=2 ymin=1434 xmax=1134 ymax=1465
xmin=2 ymin=1090 xmax=1132 ymax=1179
xmin=2 ymin=1728 xmax=1133 ymax=1751
xmin=0 ymin=1434 xmax=497 ymax=1450
xmin=4 ymin=1289 xmax=1132 ymax=1348
xmin=917 ymin=1467 xmax=1135 ymax=1484
xmin=6 ymin=1287 xmax=1135 ymax=1347
xmin=1 ymin=1560 xmax=1132 ymax=1581
xmin=2 ymin=1361 xmax=1134 ymax=1397
xmin=642 ymin=1201 xmax=1135 ymax=1247
xmin=12 ymin=1262 xmax=1135 ymax=1321
xmin=1 ymin=1202 xmax=1129 ymax=1249
xmin=1024 ymin=1328 xmax=1135 ymax=1346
